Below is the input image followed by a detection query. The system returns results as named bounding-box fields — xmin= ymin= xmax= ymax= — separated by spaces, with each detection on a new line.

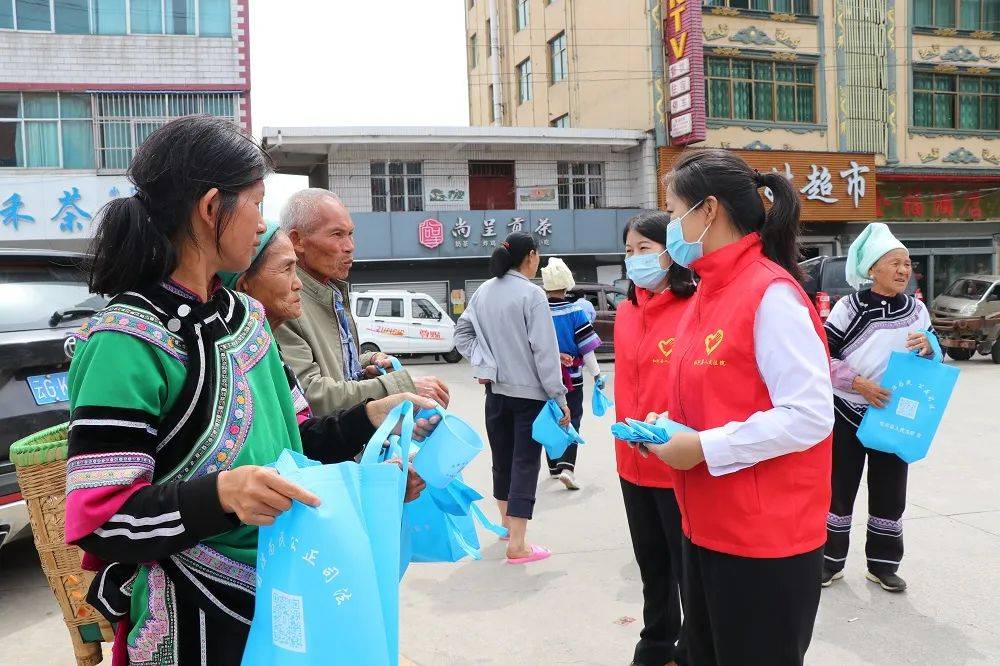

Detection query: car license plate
xmin=26 ymin=372 xmax=70 ymax=406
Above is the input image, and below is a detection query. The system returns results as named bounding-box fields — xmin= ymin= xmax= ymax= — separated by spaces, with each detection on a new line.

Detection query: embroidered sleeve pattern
xmin=65 ymin=328 xmax=235 ymax=563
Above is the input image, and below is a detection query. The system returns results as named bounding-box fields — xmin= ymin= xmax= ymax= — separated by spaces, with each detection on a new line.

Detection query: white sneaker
xmin=557 ymin=470 xmax=580 ymax=490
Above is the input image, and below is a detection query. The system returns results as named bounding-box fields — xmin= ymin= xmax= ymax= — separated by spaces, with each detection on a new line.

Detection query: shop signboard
xmin=516 ymin=186 xmax=557 ymax=206
xmin=0 ymin=174 xmax=132 ymax=244
xmin=663 ymin=0 xmax=705 ymax=145
xmin=351 ymin=208 xmax=644 ymax=261
xmin=426 ymin=187 xmax=468 ymax=205
xmin=657 ymin=147 xmax=877 ymax=221
xmin=875 ymin=180 xmax=1000 ymax=221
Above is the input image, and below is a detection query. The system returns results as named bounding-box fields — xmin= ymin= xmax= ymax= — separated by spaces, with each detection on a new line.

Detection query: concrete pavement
xmin=2 ymin=357 xmax=998 ymax=664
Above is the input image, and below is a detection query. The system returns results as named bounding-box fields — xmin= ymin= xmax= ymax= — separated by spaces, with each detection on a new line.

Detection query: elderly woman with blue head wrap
xmin=220 ymin=220 xmax=436 ymax=499
xmin=219 ymin=221 xmax=303 ymax=329
xmin=821 ymin=223 xmax=938 ymax=594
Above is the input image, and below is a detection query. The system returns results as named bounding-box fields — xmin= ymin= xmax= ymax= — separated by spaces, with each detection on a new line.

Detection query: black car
xmin=799 ymin=255 xmax=921 ymax=320
xmin=0 ymin=249 xmax=105 ymax=548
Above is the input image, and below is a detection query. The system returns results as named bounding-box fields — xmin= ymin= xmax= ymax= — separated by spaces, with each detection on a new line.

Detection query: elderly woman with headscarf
xmin=220 ymin=222 xmax=434 ymax=494
xmin=822 ymin=223 xmax=938 ymax=594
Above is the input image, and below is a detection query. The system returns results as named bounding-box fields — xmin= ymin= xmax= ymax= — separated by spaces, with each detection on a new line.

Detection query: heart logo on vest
xmin=705 ymin=330 xmax=724 ymax=356
xmin=658 ymin=338 xmax=675 ymax=359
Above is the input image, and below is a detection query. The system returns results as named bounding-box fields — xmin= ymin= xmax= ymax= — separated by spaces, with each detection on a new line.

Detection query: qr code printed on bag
xmin=272 ymin=588 xmax=307 ymax=653
xmin=895 ymin=397 xmax=919 ymax=420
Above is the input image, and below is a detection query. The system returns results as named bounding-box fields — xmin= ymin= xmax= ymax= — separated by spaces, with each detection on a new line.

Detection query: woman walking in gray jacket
xmin=455 ymin=232 xmax=570 ymax=564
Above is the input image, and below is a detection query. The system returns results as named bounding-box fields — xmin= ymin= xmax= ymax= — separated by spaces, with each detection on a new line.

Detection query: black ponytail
xmin=622 ymin=211 xmax=696 ymax=305
xmin=667 ymin=149 xmax=804 ymax=283
xmin=88 ymin=194 xmax=176 ymax=296
xmin=87 ymin=115 xmax=272 ymax=296
xmin=756 ymin=170 xmax=803 ymax=282
xmin=489 ymin=231 xmax=537 ymax=278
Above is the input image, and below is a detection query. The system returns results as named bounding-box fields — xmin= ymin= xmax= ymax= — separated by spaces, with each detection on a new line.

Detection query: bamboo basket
xmin=10 ymin=423 xmax=115 ymax=666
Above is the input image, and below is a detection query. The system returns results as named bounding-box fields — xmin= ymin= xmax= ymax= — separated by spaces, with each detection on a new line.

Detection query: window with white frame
xmin=549 ymin=32 xmax=567 ymax=84
xmin=518 ymin=58 xmax=532 ymax=104
xmin=557 ymin=162 xmax=604 ymax=209
xmin=515 ymin=0 xmax=528 ymax=31
xmin=0 ymin=0 xmax=231 ymax=36
xmin=0 ymin=92 xmax=94 ymax=168
xmin=94 ymin=92 xmax=239 ymax=170
xmin=371 ymin=161 xmax=424 ymax=212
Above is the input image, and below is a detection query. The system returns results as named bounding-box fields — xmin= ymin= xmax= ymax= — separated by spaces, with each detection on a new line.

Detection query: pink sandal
xmin=505 ymin=545 xmax=552 ymax=564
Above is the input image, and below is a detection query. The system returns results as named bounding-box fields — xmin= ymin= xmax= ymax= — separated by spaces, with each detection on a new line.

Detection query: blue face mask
xmin=665 ymin=200 xmax=708 ymax=269
xmin=625 ymin=249 xmax=669 ymax=290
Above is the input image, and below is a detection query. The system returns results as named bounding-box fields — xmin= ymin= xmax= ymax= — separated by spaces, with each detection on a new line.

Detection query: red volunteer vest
xmin=613 ymin=288 xmax=692 ymax=488
xmin=666 ymin=233 xmax=832 ymax=558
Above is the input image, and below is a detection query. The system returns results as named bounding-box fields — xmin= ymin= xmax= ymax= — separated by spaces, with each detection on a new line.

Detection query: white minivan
xmin=350 ymin=290 xmax=462 ymax=363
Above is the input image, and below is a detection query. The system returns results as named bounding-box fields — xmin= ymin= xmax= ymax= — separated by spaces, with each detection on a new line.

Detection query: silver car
xmin=931 ymin=275 xmax=1000 ymax=319
xmin=930 ymin=275 xmax=1000 ymax=362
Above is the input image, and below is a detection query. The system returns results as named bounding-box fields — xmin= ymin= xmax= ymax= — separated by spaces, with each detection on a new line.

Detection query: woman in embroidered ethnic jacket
xmin=63 ymin=117 xmax=433 ymax=666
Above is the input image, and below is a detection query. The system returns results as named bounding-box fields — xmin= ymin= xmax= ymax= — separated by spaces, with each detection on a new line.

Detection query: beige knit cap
xmin=541 ymin=257 xmax=576 ymax=291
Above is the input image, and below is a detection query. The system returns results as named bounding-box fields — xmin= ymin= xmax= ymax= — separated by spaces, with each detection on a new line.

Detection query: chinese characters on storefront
xmin=657 ymin=148 xmax=877 ymax=221
xmin=876 ymin=180 xmax=1000 ymax=221
xmin=0 ymin=176 xmax=133 ymax=241
xmin=419 ymin=215 xmax=555 ymax=250
xmin=664 ymin=0 xmax=706 ymax=144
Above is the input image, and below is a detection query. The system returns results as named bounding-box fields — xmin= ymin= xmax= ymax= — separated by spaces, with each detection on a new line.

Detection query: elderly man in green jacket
xmin=276 ymin=188 xmax=450 ymax=414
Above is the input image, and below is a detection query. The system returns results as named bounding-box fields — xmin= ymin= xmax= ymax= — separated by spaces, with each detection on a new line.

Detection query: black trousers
xmin=825 ymin=409 xmax=908 ymax=575
xmin=484 ymin=387 xmax=546 ymax=520
xmin=620 ymin=478 xmax=685 ymax=666
xmin=546 ymin=386 xmax=584 ymax=474
xmin=682 ymin=538 xmax=823 ymax=666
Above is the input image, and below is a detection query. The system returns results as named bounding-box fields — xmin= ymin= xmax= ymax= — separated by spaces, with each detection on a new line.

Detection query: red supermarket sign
xmin=664 ymin=0 xmax=705 ymax=145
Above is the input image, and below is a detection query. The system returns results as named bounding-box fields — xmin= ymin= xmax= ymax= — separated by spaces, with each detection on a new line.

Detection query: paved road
xmin=2 ymin=357 xmax=998 ymax=664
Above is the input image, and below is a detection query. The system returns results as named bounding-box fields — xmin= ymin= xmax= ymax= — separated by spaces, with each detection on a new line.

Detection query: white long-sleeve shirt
xmin=698 ymin=282 xmax=834 ymax=476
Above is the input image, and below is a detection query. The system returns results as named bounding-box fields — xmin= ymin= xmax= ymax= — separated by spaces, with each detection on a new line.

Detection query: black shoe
xmin=866 ymin=570 xmax=907 ymax=592
xmin=821 ymin=566 xmax=844 ymax=588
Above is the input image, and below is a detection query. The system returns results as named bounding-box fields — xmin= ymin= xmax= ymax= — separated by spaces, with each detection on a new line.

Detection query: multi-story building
xmin=469 ymin=0 xmax=1000 ymax=300
xmin=465 ymin=0 xmax=657 ymax=131
xmin=263 ymin=125 xmax=656 ymax=316
xmin=0 ymin=0 xmax=251 ymax=251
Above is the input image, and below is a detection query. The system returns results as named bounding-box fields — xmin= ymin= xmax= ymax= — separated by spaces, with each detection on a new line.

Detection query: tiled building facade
xmin=0 ymin=0 xmax=250 ymax=250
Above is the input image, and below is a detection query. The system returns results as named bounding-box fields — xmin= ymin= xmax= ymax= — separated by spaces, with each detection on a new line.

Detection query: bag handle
xmin=377 ymin=356 xmax=404 ymax=375
xmin=469 ymin=502 xmax=508 ymax=538
xmin=360 ymin=400 xmax=414 ymax=467
xmin=911 ymin=328 xmax=943 ymax=363
xmin=414 ymin=404 xmax=447 ymax=423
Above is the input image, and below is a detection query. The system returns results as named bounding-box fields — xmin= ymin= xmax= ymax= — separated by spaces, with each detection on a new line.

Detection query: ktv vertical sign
xmin=664 ymin=0 xmax=705 ymax=145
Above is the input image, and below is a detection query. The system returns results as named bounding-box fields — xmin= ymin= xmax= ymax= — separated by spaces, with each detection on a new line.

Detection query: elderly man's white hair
xmin=280 ymin=188 xmax=343 ymax=235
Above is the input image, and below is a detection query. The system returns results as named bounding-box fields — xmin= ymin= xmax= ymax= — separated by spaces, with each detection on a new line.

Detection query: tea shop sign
xmin=420 ymin=215 xmax=555 ymax=250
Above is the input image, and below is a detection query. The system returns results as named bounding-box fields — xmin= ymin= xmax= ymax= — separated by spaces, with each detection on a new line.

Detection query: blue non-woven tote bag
xmin=857 ymin=348 xmax=958 ymax=464
xmin=403 ymin=475 xmax=507 ymax=564
xmin=531 ymin=399 xmax=585 ymax=459
xmin=411 ymin=405 xmax=484 ymax=489
xmin=242 ymin=402 xmax=415 ymax=666
xmin=591 ymin=376 xmax=614 ymax=417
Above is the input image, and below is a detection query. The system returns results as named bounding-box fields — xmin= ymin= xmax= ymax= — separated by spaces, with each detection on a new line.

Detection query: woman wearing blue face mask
xmin=614 ymin=211 xmax=696 ymax=666
xmin=649 ymin=150 xmax=834 ymax=666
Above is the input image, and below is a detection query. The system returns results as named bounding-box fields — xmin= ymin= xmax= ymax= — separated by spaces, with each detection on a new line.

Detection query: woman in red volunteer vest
xmin=649 ymin=149 xmax=834 ymax=666
xmin=615 ymin=211 xmax=696 ymax=666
